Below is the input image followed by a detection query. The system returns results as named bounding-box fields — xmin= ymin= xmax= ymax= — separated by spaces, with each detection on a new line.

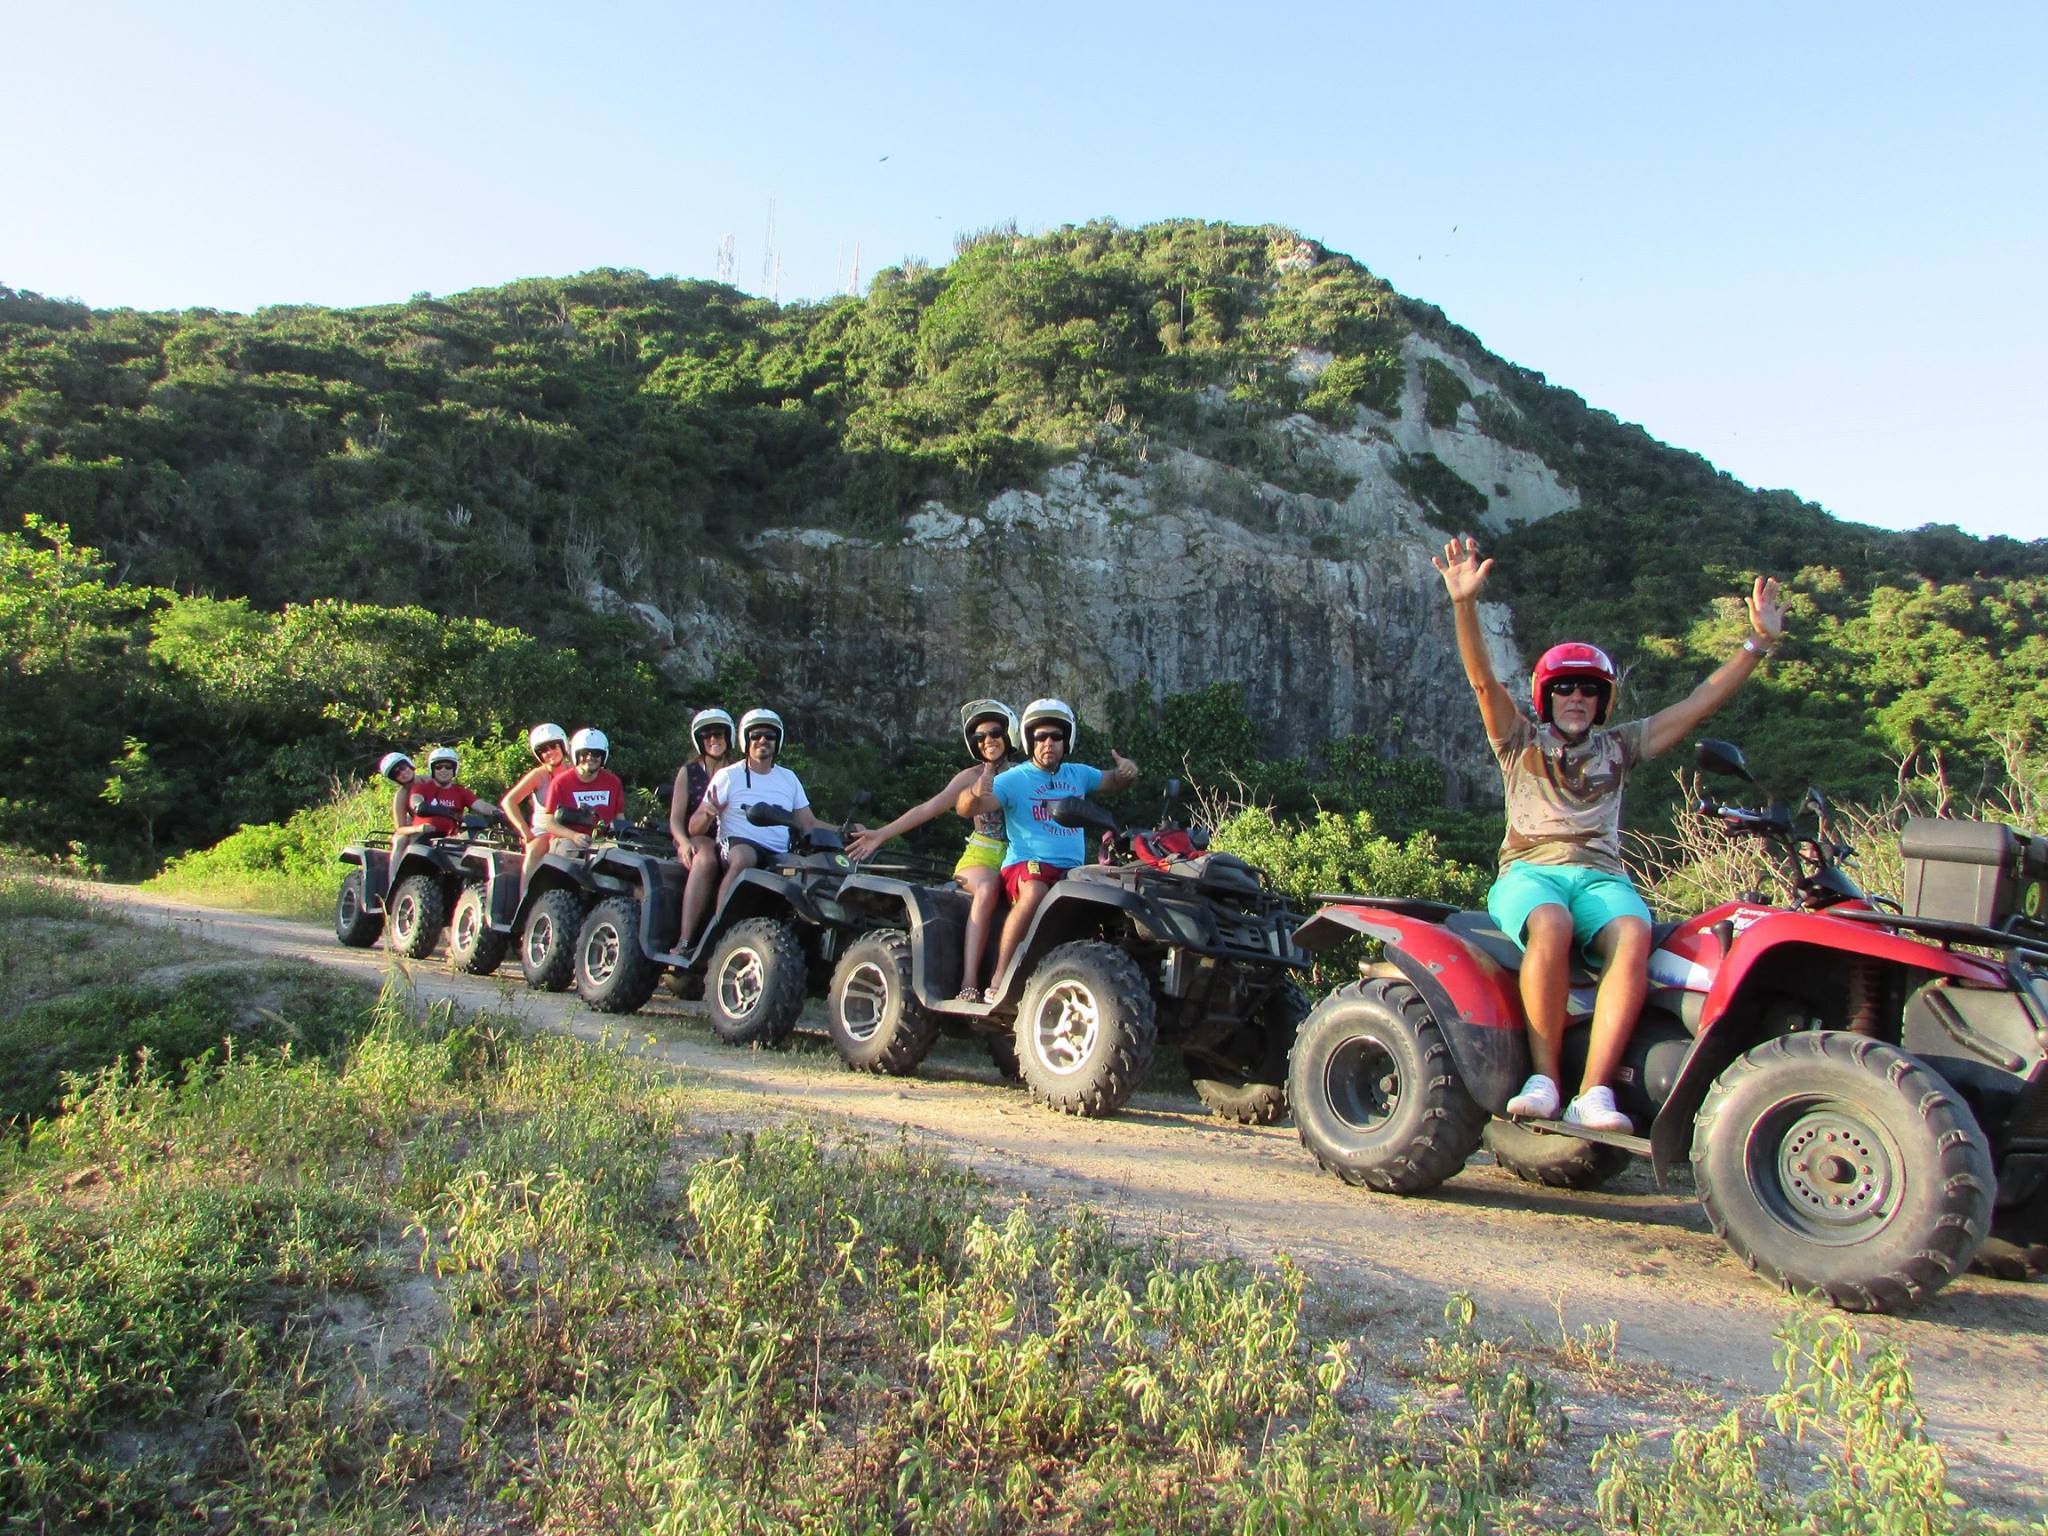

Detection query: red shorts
xmin=1001 ymin=860 xmax=1070 ymax=903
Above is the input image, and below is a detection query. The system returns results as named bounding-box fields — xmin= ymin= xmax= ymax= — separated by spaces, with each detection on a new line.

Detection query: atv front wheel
xmin=1015 ymin=941 xmax=1157 ymax=1117
xmin=519 ymin=888 xmax=586 ymax=992
xmin=577 ymin=896 xmax=660 ymax=1015
xmin=447 ymin=881 xmax=509 ymax=975
xmin=1691 ymin=1030 xmax=1993 ymax=1312
xmin=1189 ymin=980 xmax=1307 ymax=1126
xmin=1288 ymin=978 xmax=1486 ymax=1194
xmin=388 ymin=874 xmax=446 ymax=960
xmin=335 ymin=871 xmax=383 ymax=948
xmin=706 ymin=918 xmax=806 ymax=1047
xmin=1483 ymin=1120 xmax=1630 ymax=1190
xmin=827 ymin=930 xmax=939 ymax=1074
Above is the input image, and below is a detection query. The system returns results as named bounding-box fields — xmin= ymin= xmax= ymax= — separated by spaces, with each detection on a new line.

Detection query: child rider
xmin=1433 ymin=533 xmax=1783 ymax=1132
xmin=955 ymin=697 xmax=1137 ymax=998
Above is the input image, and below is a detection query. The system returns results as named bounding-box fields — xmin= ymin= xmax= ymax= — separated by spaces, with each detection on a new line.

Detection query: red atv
xmin=1288 ymin=739 xmax=2048 ymax=1313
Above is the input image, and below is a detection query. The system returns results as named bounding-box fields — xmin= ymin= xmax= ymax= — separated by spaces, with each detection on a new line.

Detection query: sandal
xmin=956 ymin=986 xmax=981 ymax=1003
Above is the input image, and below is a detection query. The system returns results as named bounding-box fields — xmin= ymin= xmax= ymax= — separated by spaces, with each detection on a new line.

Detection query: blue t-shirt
xmin=992 ymin=761 xmax=1105 ymax=868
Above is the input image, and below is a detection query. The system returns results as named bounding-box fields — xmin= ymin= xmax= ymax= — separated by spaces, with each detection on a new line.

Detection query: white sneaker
xmin=1564 ymin=1086 xmax=1633 ymax=1133
xmin=1505 ymin=1073 xmax=1561 ymax=1119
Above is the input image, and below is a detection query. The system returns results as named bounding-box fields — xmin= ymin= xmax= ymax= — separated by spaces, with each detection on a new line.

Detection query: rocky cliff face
xmin=599 ymin=335 xmax=1574 ymax=804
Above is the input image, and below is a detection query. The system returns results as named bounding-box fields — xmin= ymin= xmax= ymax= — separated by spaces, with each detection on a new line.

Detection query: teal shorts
xmin=1485 ymin=863 xmax=1651 ymax=958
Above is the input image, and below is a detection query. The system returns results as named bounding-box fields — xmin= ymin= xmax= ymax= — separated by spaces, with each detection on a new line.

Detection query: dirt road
xmin=93 ymin=885 xmax=2048 ymax=1497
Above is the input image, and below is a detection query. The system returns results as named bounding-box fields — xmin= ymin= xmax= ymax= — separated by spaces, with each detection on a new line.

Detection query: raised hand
xmin=1748 ymin=575 xmax=1784 ymax=643
xmin=847 ymin=827 xmax=888 ymax=862
xmin=1431 ymin=534 xmax=1493 ymax=602
xmin=1109 ymin=746 xmax=1137 ymax=776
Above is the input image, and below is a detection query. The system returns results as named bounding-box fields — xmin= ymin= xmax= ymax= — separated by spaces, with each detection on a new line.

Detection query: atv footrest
xmin=1512 ymin=1119 xmax=1652 ymax=1159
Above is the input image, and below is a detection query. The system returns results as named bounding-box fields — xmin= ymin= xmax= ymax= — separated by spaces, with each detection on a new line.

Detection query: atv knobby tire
xmin=706 ymin=917 xmax=807 ymax=1047
xmin=519 ymin=888 xmax=586 ymax=992
xmin=1691 ymin=1030 xmax=1993 ymax=1313
xmin=388 ymin=873 xmax=446 ymax=960
xmin=576 ymin=896 xmax=661 ymax=1015
xmin=1189 ymin=980 xmax=1307 ymax=1126
xmin=1015 ymin=941 xmax=1157 ymax=1117
xmin=1976 ymin=1182 xmax=2048 ymax=1280
xmin=1483 ymin=1119 xmax=1630 ymax=1190
xmin=1288 ymin=977 xmax=1486 ymax=1195
xmin=335 ymin=871 xmax=383 ymax=948
xmin=447 ymin=881 xmax=509 ymax=975
xmin=983 ymin=1031 xmax=1023 ymax=1082
xmin=827 ymin=929 xmax=940 ymax=1074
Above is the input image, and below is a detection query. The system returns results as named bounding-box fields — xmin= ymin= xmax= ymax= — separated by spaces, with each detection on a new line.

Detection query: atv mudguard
xmin=338 ymin=846 xmax=389 ymax=914
xmin=1295 ymin=903 xmax=1529 ymax=1113
xmin=1646 ymin=908 xmax=2020 ymax=1184
xmin=837 ymin=874 xmax=973 ymax=1003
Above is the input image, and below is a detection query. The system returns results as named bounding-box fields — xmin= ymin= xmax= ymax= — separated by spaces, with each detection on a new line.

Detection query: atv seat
xmin=1444 ymin=911 xmax=1597 ymax=987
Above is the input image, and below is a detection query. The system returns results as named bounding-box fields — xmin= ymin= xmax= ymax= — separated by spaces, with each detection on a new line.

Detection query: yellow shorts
xmin=953 ymin=834 xmax=1005 ymax=876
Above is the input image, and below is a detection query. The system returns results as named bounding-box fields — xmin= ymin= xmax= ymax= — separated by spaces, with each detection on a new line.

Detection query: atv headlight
xmin=1151 ymin=903 xmax=1209 ymax=946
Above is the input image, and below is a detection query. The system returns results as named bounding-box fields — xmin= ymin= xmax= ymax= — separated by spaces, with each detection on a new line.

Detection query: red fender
xmin=1296 ymin=903 xmax=1531 ymax=1111
xmin=1643 ymin=906 xmax=2009 ymax=1183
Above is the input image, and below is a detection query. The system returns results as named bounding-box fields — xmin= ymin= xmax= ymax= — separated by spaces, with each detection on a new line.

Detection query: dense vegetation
xmin=4 ymin=219 xmax=2043 ymax=877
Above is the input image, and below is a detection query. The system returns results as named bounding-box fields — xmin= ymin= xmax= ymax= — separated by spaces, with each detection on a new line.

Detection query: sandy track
xmin=91 ymin=884 xmax=2048 ymax=1495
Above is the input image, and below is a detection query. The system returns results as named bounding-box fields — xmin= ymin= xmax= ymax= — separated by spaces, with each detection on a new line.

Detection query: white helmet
xmin=1019 ymin=697 xmax=1077 ymax=745
xmin=691 ymin=707 xmax=736 ymax=754
xmin=569 ymin=727 xmax=610 ymax=763
xmin=426 ymin=746 xmax=460 ymax=772
xmin=959 ymin=698 xmax=1018 ymax=758
xmin=378 ymin=751 xmax=414 ymax=782
xmin=527 ymin=723 xmax=569 ymax=760
xmin=738 ymin=708 xmax=784 ymax=748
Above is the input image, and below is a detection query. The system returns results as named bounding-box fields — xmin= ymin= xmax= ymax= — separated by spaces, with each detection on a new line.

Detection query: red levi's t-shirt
xmin=409 ymin=781 xmax=477 ymax=836
xmin=543 ymin=767 xmax=625 ymax=831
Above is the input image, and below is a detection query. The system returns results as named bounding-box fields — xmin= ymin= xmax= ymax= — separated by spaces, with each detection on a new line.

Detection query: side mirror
xmin=1695 ymin=739 xmax=1754 ymax=782
xmin=653 ymin=781 xmax=674 ymax=805
xmin=846 ymin=790 xmax=873 ymax=814
xmin=1049 ymin=798 xmax=1118 ymax=835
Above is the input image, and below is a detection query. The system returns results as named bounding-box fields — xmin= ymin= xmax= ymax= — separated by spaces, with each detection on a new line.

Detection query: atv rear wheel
xmin=1288 ymin=978 xmax=1486 ymax=1195
xmin=519 ymin=888 xmax=586 ymax=991
xmin=1483 ymin=1120 xmax=1631 ymax=1190
xmin=388 ymin=874 xmax=446 ymax=960
xmin=706 ymin=917 xmax=806 ymax=1047
xmin=827 ymin=930 xmax=939 ymax=1074
xmin=577 ymin=896 xmax=660 ymax=1015
xmin=1015 ymin=941 xmax=1157 ymax=1117
xmin=447 ymin=881 xmax=509 ymax=975
xmin=1189 ymin=980 xmax=1307 ymax=1126
xmin=984 ymin=1032 xmax=1023 ymax=1082
xmin=335 ymin=871 xmax=383 ymax=948
xmin=1691 ymin=1030 xmax=1993 ymax=1312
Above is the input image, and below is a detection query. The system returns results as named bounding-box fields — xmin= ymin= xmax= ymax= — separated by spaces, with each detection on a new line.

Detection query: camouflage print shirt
xmin=1489 ymin=713 xmax=1655 ymax=877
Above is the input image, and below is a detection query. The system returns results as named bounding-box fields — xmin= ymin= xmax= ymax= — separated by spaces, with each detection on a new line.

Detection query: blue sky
xmin=5 ymin=1 xmax=2042 ymax=540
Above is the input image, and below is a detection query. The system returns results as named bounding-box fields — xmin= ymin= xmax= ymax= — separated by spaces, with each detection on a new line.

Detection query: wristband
xmin=1741 ymin=636 xmax=1775 ymax=658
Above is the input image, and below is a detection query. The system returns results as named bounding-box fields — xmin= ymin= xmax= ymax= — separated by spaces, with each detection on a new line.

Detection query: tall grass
xmin=2 ymin=972 xmax=2033 ymax=1532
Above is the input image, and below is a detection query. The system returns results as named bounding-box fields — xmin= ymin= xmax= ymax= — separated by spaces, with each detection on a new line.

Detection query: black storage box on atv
xmin=1899 ymin=816 xmax=2048 ymax=934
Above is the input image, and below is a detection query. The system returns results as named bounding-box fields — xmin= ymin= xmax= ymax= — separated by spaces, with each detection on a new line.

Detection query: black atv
xmin=568 ymin=799 xmax=869 ymax=1046
xmin=335 ymin=812 xmax=515 ymax=960
xmin=829 ymin=784 xmax=1311 ymax=1121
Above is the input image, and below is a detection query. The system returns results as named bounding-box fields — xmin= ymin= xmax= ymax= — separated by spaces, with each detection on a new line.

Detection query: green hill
xmin=4 ymin=219 xmax=2043 ymax=874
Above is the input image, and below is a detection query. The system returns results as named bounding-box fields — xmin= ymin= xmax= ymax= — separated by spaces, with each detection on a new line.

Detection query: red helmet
xmin=1531 ymin=642 xmax=1617 ymax=725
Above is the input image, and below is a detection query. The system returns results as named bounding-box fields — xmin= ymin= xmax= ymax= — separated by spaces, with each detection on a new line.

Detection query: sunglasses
xmin=746 ymin=730 xmax=779 ymax=742
xmin=1030 ymin=729 xmax=1068 ymax=744
xmin=1548 ymin=680 xmax=1607 ymax=699
xmin=971 ymin=726 xmax=1008 ymax=743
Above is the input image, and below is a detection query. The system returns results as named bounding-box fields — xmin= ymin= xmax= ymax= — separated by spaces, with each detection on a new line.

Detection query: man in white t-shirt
xmin=676 ymin=707 xmax=824 ymax=949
